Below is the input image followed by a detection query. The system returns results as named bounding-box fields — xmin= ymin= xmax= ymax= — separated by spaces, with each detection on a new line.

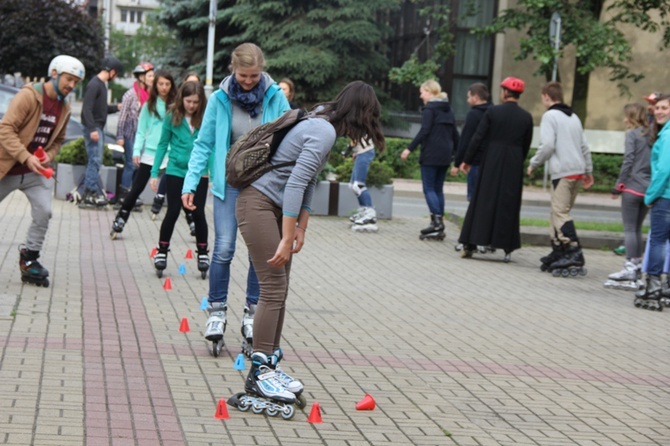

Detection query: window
xmin=120 ymin=9 xmax=127 ymax=22
xmin=120 ymin=8 xmax=143 ymax=24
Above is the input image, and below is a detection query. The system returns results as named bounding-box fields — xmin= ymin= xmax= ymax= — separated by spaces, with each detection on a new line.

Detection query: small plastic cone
xmin=163 ymin=277 xmax=173 ymax=291
xmin=150 ymin=247 xmax=157 ymax=258
xmin=200 ymin=297 xmax=209 ymax=310
xmin=40 ymin=167 xmax=53 ymax=179
xmin=34 ymin=146 xmax=47 ymax=162
xmin=233 ymin=353 xmax=246 ymax=371
xmin=214 ymin=398 xmax=230 ymax=419
xmin=185 ymin=249 xmax=194 ymax=259
xmin=179 ymin=317 xmax=190 ymax=333
xmin=178 ymin=263 xmax=186 ymax=275
xmin=307 ymin=402 xmax=322 ymax=423
xmin=355 ymin=394 xmax=376 ymax=411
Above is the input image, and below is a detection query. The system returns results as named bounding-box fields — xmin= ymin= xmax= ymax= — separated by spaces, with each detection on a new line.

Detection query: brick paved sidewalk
xmin=0 ymin=192 xmax=668 ymax=445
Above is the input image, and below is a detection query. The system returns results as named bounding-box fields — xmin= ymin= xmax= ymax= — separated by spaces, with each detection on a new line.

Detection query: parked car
xmin=0 ymin=84 xmax=124 ymax=164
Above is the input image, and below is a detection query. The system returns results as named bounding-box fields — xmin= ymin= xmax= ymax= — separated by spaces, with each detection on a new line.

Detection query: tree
xmin=0 ymin=0 xmax=103 ymax=79
xmin=478 ymin=0 xmax=670 ymax=120
xmin=109 ymin=15 xmax=177 ymax=74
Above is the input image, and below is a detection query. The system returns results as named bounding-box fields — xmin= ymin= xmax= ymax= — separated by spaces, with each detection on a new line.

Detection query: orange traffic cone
xmin=355 ymin=394 xmax=376 ymax=411
xmin=40 ymin=168 xmax=54 ymax=179
xmin=150 ymin=247 xmax=157 ymax=258
xmin=307 ymin=402 xmax=322 ymax=423
xmin=179 ymin=317 xmax=190 ymax=333
xmin=185 ymin=249 xmax=194 ymax=259
xmin=214 ymin=398 xmax=230 ymax=419
xmin=163 ymin=277 xmax=172 ymax=291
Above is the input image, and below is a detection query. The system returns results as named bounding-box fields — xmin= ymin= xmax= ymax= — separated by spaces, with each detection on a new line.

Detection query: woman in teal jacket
xmin=148 ymin=81 xmax=209 ymax=278
xmin=111 ymin=69 xmax=176 ymax=238
xmin=181 ymin=43 xmax=290 ymax=357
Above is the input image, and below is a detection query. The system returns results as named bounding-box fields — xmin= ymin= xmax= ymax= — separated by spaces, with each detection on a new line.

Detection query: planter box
xmin=310 ymin=181 xmax=331 ymax=216
xmin=337 ymin=183 xmax=393 ymax=219
xmin=54 ymin=164 xmax=118 ymax=200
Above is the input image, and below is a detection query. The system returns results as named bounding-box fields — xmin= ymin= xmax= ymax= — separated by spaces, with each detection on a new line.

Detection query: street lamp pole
xmin=205 ymin=0 xmax=217 ymax=98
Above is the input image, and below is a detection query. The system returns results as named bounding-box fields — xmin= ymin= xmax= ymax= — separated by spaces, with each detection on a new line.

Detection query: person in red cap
xmin=457 ymin=76 xmax=534 ymax=262
xmin=643 ymin=92 xmax=663 ymax=128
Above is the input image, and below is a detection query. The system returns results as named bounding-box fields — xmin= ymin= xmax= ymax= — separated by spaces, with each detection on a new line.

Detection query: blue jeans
xmin=83 ymin=127 xmax=104 ymax=192
xmin=647 ymin=198 xmax=670 ymax=276
xmin=120 ymin=134 xmax=135 ymax=190
xmin=350 ymin=150 xmax=375 ymax=207
xmin=208 ymin=183 xmax=259 ymax=305
xmin=466 ymin=164 xmax=479 ymax=202
xmin=421 ymin=165 xmax=447 ymax=215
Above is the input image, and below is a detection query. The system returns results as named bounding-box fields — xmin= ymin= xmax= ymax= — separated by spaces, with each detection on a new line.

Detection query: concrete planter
xmin=337 ymin=183 xmax=393 ymax=219
xmin=54 ymin=164 xmax=118 ymax=200
xmin=310 ymin=181 xmax=331 ymax=216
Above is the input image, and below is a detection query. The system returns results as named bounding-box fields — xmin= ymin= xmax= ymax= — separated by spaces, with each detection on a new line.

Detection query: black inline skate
xmin=419 ymin=214 xmax=445 ymax=241
xmin=197 ymin=246 xmax=209 ymax=279
xmin=79 ymin=189 xmax=108 ymax=210
xmin=154 ymin=243 xmax=169 ymax=278
xmin=110 ymin=209 xmax=130 ymax=240
xmin=548 ymin=245 xmax=587 ymax=277
xmin=113 ymin=187 xmax=143 ymax=212
xmin=150 ymin=194 xmax=165 ymax=220
xmin=540 ymin=244 xmax=563 ymax=272
xmin=227 ymin=352 xmax=297 ymax=419
xmin=634 ymin=275 xmax=664 ymax=311
xmin=19 ymin=246 xmax=49 ymax=287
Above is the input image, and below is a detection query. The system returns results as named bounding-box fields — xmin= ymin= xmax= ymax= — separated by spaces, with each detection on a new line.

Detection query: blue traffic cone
xmin=200 ymin=296 xmax=209 ymax=310
xmin=234 ymin=353 xmax=246 ymax=370
xmin=179 ymin=263 xmax=186 ymax=275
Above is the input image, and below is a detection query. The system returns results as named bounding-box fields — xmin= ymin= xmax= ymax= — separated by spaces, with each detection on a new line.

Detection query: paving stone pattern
xmin=0 ymin=192 xmax=668 ymax=446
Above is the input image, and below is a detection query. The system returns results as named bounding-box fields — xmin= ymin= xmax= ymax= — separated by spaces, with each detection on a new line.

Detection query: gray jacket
xmin=530 ymin=104 xmax=592 ymax=180
xmin=615 ymin=126 xmax=651 ymax=195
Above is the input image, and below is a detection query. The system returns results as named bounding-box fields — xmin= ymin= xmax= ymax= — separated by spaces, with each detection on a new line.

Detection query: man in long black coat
xmin=458 ymin=77 xmax=534 ymax=261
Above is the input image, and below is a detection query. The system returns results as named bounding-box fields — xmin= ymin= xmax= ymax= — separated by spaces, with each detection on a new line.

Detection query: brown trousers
xmin=550 ymin=177 xmax=581 ymax=246
xmin=236 ymin=187 xmax=292 ymax=355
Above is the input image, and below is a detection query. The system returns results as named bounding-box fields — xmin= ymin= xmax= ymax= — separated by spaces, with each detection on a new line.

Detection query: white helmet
xmin=48 ymin=55 xmax=85 ymax=80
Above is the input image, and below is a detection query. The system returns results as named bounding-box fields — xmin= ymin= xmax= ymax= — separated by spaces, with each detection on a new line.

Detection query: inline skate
xmin=634 ymin=275 xmax=664 ymax=311
xmin=349 ymin=207 xmax=365 ymax=223
xmin=150 ymin=194 xmax=165 ymax=220
xmin=240 ymin=304 xmax=256 ymax=358
xmin=154 ymin=243 xmax=169 ymax=278
xmin=548 ymin=245 xmax=587 ymax=277
xmin=270 ymin=348 xmax=306 ymax=408
xmin=109 ymin=209 xmax=130 ymax=240
xmin=113 ymin=188 xmax=143 ymax=212
xmin=540 ymin=244 xmax=563 ymax=272
xmin=227 ymin=352 xmax=297 ymax=419
xmin=603 ymin=260 xmax=643 ymax=290
xmin=19 ymin=245 xmax=49 ymax=287
xmin=197 ymin=246 xmax=209 ymax=279
xmin=351 ymin=207 xmax=378 ymax=233
xmin=419 ymin=214 xmax=445 ymax=241
xmin=79 ymin=189 xmax=108 ymax=210
xmin=205 ymin=302 xmax=227 ymax=357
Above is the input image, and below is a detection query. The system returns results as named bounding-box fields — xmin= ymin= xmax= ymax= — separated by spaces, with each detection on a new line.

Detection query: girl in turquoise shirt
xmin=111 ymin=70 xmax=176 ymax=239
xmin=149 ymin=81 xmax=209 ymax=278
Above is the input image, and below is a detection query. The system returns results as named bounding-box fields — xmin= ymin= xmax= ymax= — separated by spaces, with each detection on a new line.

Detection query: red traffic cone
xmin=179 ymin=317 xmax=190 ymax=333
xmin=163 ymin=277 xmax=173 ymax=291
xmin=307 ymin=402 xmax=322 ymax=423
xmin=214 ymin=398 xmax=230 ymax=419
xmin=150 ymin=247 xmax=157 ymax=258
xmin=40 ymin=167 xmax=54 ymax=179
xmin=34 ymin=146 xmax=47 ymax=162
xmin=185 ymin=249 xmax=194 ymax=259
xmin=355 ymin=394 xmax=376 ymax=411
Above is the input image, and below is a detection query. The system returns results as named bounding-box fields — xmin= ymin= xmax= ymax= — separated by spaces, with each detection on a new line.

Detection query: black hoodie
xmin=407 ymin=99 xmax=460 ymax=166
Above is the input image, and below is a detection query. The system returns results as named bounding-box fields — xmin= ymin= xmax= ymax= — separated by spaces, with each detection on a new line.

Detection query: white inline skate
xmin=241 ymin=304 xmax=256 ymax=358
xmin=603 ymin=260 xmax=643 ymax=290
xmin=634 ymin=275 xmax=664 ymax=311
xmin=270 ymin=348 xmax=306 ymax=408
xmin=205 ymin=302 xmax=227 ymax=357
xmin=351 ymin=207 xmax=378 ymax=233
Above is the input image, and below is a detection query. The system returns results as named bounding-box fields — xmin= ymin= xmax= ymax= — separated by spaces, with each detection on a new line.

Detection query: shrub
xmin=334 ymin=158 xmax=394 ymax=187
xmin=55 ymin=138 xmax=114 ymax=166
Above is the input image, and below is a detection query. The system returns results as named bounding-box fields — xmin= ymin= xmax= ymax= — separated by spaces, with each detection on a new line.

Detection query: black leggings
xmin=121 ymin=163 xmax=152 ymax=213
xmin=159 ymin=174 xmax=208 ymax=247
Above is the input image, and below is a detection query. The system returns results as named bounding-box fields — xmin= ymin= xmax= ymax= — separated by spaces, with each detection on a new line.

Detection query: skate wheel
xmin=211 ymin=340 xmax=223 ymax=357
xmin=579 ymin=268 xmax=587 ymax=276
xmin=151 ymin=213 xmax=157 ymax=221
xmin=295 ymin=393 xmax=307 ymax=409
xmin=252 ymin=403 xmax=264 ymax=414
xmin=266 ymin=407 xmax=279 ymax=417
xmin=552 ymin=269 xmax=561 ymax=277
xmin=540 ymin=263 xmax=549 ymax=272
xmin=110 ymin=231 xmax=118 ymax=240
xmin=280 ymin=404 xmax=295 ymax=420
xmin=201 ymin=271 xmax=207 ymax=280
xmin=156 ymin=270 xmax=163 ymax=278
xmin=570 ymin=268 xmax=579 ymax=277
xmin=561 ymin=269 xmax=570 ymax=278
xmin=42 ymin=279 xmax=49 ymax=288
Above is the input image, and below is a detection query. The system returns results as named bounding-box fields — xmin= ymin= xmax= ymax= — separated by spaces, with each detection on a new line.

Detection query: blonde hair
xmin=231 ymin=43 xmax=265 ymax=70
xmin=420 ymin=79 xmax=447 ymax=99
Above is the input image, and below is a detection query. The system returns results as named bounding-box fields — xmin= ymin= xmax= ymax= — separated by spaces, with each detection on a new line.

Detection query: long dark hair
xmin=651 ymin=94 xmax=670 ymax=145
xmin=147 ymin=69 xmax=176 ymax=118
xmin=171 ymin=81 xmax=207 ymax=129
xmin=314 ymin=81 xmax=385 ymax=152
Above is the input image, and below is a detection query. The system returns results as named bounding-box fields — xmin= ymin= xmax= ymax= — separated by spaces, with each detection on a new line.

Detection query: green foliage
xmin=56 ymin=138 xmax=114 ymax=166
xmin=334 ymin=158 xmax=394 ymax=188
xmin=0 ymin=0 xmax=104 ymax=78
xmin=525 ymin=150 xmax=622 ymax=192
xmin=388 ymin=55 xmax=440 ymax=87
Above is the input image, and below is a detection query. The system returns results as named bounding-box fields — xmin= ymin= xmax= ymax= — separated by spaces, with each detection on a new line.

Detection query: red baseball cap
xmin=643 ymin=92 xmax=663 ymax=104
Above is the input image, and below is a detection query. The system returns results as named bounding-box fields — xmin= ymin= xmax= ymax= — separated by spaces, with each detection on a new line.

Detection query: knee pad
xmin=349 ymin=181 xmax=367 ymax=197
xmin=560 ymin=220 xmax=578 ymax=242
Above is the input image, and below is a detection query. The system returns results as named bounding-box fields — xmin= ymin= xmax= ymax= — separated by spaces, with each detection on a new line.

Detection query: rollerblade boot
xmin=185 ymin=212 xmax=196 ymax=236
xmin=113 ymin=187 xmax=129 ymax=210
xmin=110 ymin=209 xmax=130 ymax=239
xmin=270 ymin=348 xmax=304 ymax=394
xmin=351 ymin=207 xmax=378 ymax=233
xmin=150 ymin=194 xmax=165 ymax=220
xmin=349 ymin=207 xmax=365 ymax=223
xmin=420 ymin=214 xmax=445 ymax=240
xmin=19 ymin=246 xmax=49 ymax=287
xmin=197 ymin=246 xmax=209 ymax=279
xmin=634 ymin=275 xmax=664 ymax=311
xmin=154 ymin=243 xmax=169 ymax=278
xmin=604 ymin=260 xmax=642 ymax=290
xmin=205 ymin=302 xmax=227 ymax=356
xmin=79 ymin=189 xmax=108 ymax=210
xmin=240 ymin=304 xmax=256 ymax=357
xmin=540 ymin=244 xmax=563 ymax=272
xmin=549 ymin=245 xmax=587 ymax=277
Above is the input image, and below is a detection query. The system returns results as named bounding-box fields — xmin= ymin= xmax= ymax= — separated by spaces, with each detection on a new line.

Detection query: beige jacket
xmin=0 ymin=83 xmax=71 ymax=179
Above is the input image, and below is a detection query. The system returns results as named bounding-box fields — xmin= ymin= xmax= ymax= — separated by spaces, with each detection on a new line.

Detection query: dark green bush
xmin=55 ymin=137 xmax=114 ymax=166
xmin=334 ymin=158 xmax=394 ymax=188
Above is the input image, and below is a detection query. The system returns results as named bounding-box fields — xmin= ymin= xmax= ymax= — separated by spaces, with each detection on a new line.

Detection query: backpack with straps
xmin=226 ymin=108 xmax=307 ymax=189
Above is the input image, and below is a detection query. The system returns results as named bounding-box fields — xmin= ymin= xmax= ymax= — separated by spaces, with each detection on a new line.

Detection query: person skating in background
xmin=634 ymin=94 xmax=670 ymax=310
xmin=149 ymin=81 xmax=209 ymax=278
xmin=527 ymin=82 xmax=593 ymax=276
xmin=80 ymin=55 xmax=123 ymax=208
xmin=458 ymin=77 xmax=533 ymax=262
xmin=115 ymin=62 xmax=154 ymax=211
xmin=181 ymin=43 xmax=290 ymax=357
xmin=0 ymin=55 xmax=85 ymax=287
xmin=400 ymin=80 xmax=459 ymax=241
xmin=227 ymin=80 xmax=385 ymax=418
xmin=344 ymin=138 xmax=378 ymax=232
xmin=604 ymin=103 xmax=651 ymax=290
xmin=110 ymin=70 xmax=177 ymax=238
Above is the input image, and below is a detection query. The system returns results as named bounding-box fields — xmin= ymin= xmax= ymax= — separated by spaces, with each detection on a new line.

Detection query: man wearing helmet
xmin=0 ymin=55 xmax=85 ymax=287
xmin=457 ymin=76 xmax=534 ymax=262
xmin=80 ymin=55 xmax=124 ymax=208
xmin=527 ymin=82 xmax=593 ymax=274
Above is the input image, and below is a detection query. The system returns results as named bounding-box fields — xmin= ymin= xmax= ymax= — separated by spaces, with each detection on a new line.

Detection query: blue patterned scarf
xmin=228 ymin=75 xmax=266 ymax=118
